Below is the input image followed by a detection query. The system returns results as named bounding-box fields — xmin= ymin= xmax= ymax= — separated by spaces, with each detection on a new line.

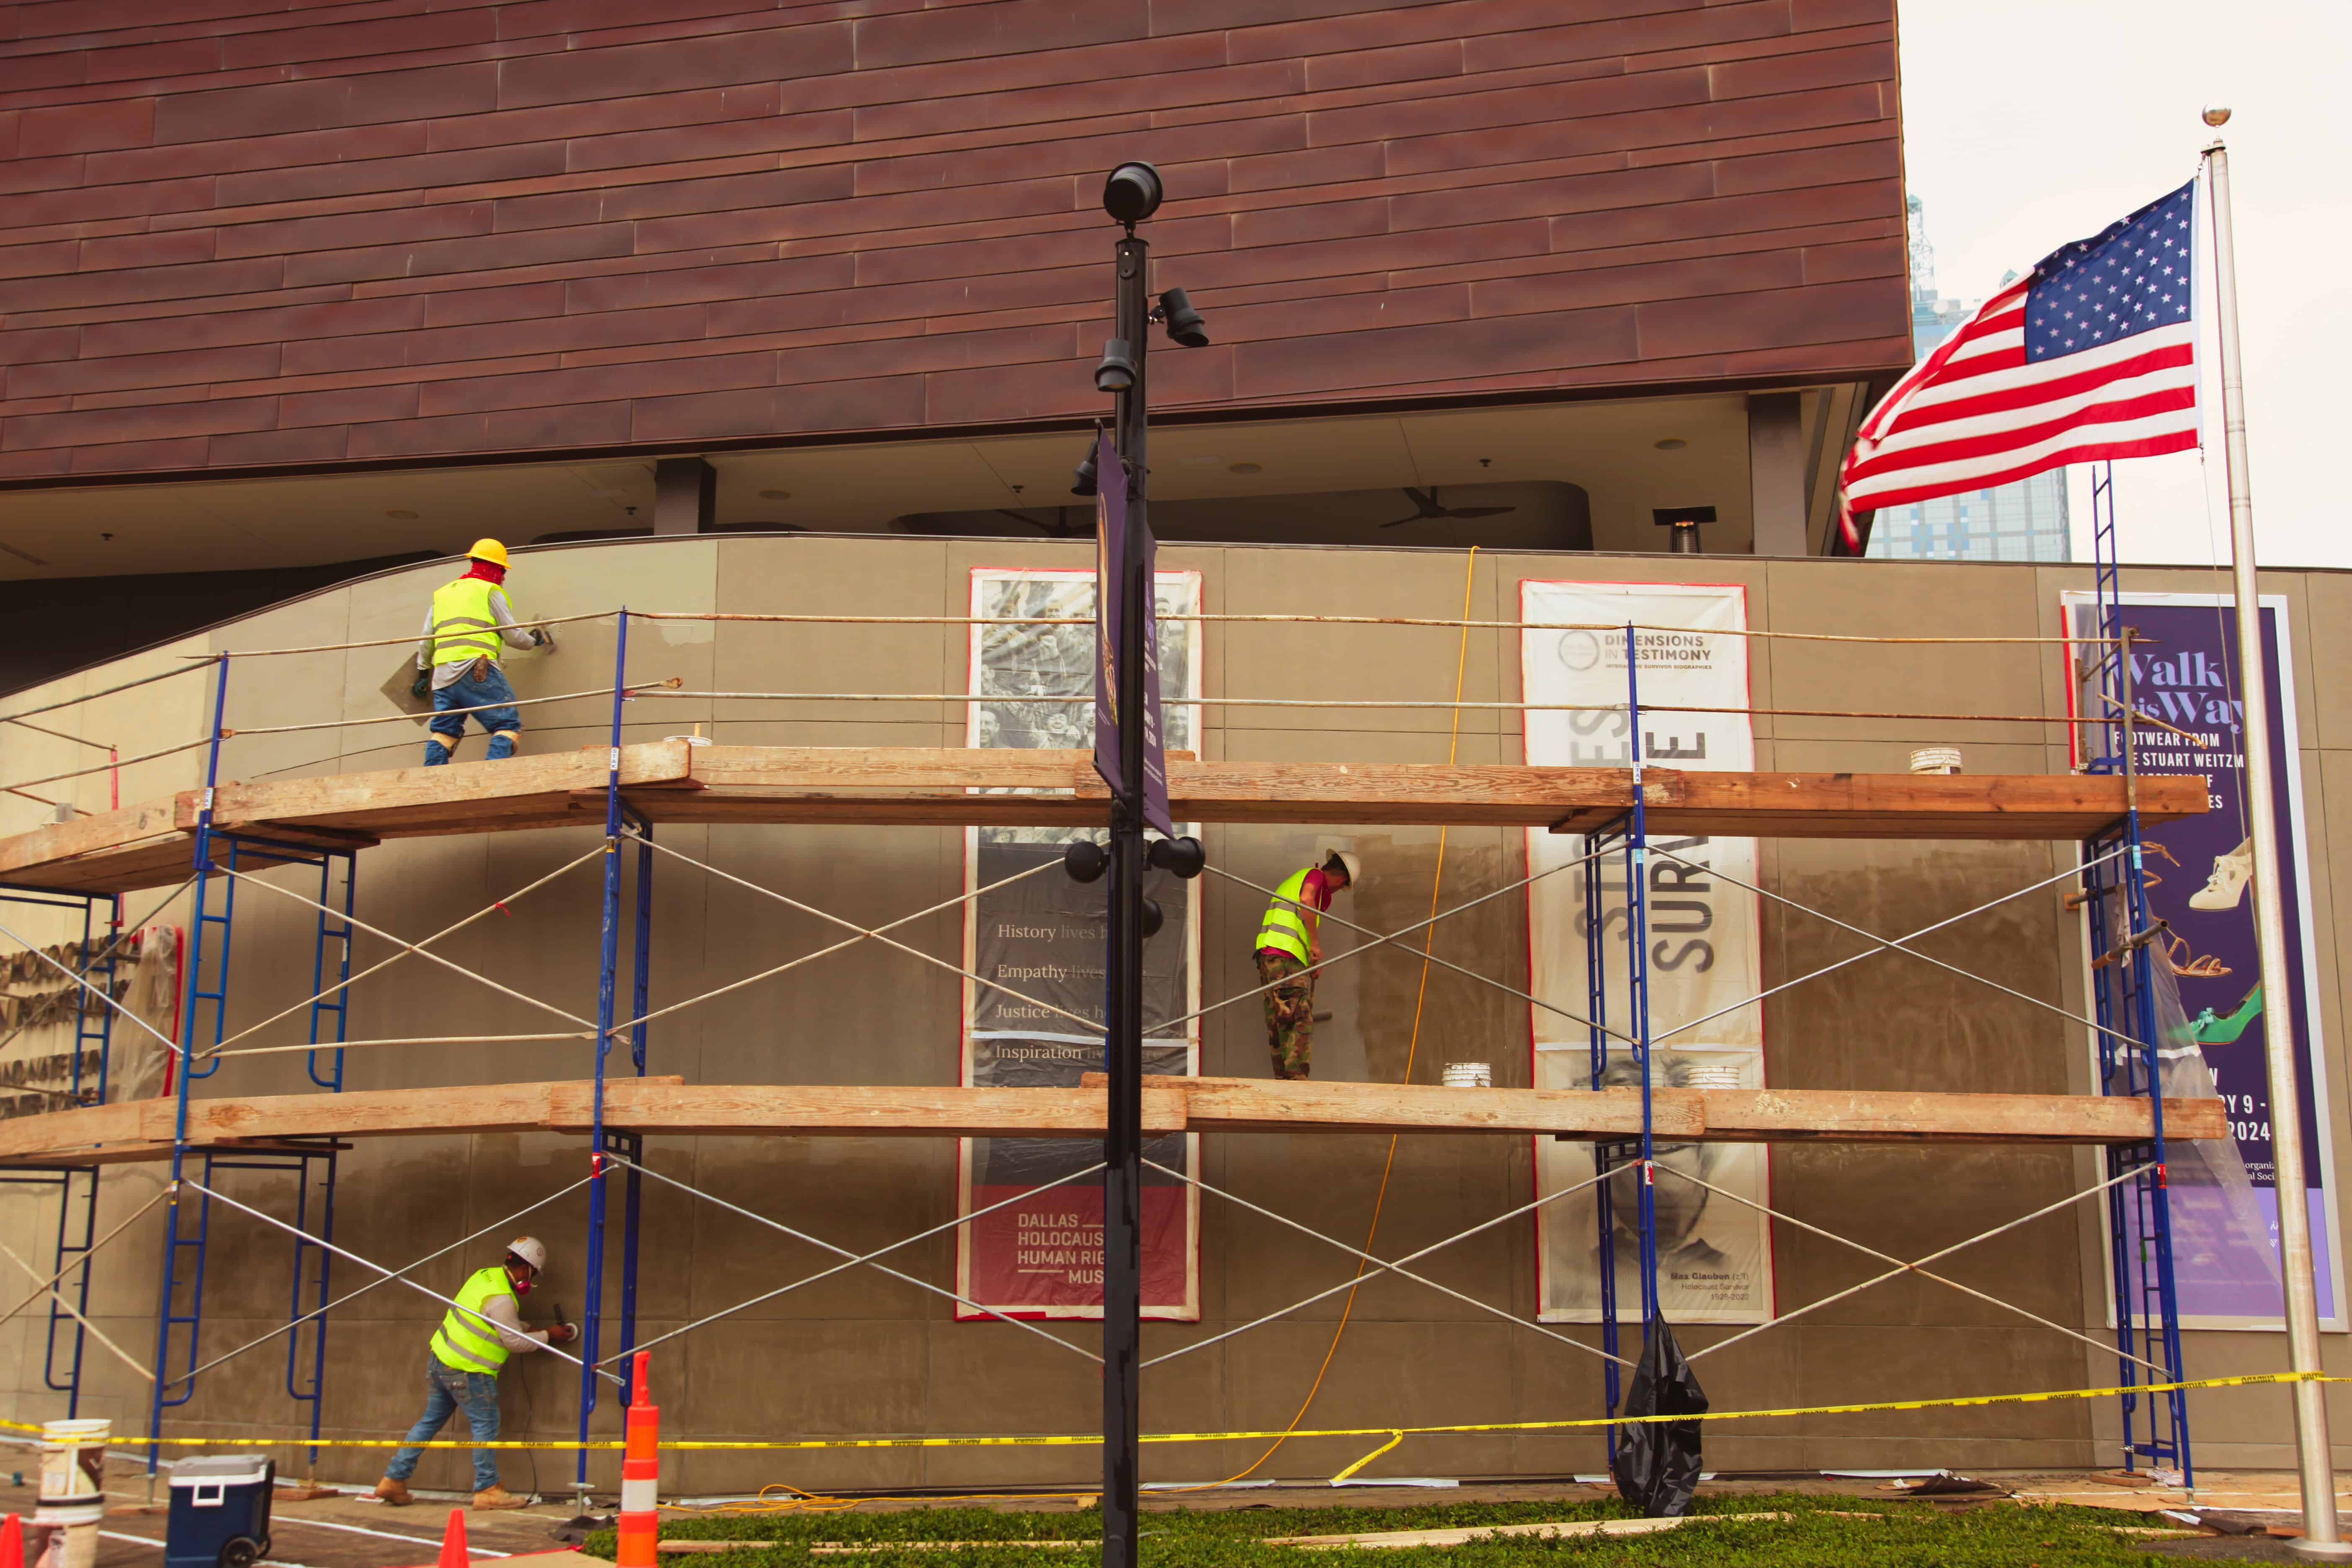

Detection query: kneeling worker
xmin=1254 ymin=849 xmax=1359 ymax=1080
xmin=375 ymin=1236 xmax=578 ymax=1510
xmin=413 ymin=538 xmax=551 ymax=766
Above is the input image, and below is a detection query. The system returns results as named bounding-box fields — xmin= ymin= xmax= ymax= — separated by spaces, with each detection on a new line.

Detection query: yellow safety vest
xmin=1255 ymin=867 xmax=1318 ymax=965
xmin=431 ymin=1265 xmax=517 ymax=1375
xmin=428 ymin=577 xmax=512 ymax=668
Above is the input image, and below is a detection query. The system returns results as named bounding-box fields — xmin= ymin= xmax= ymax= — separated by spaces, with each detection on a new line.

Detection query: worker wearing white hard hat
xmin=414 ymin=538 xmax=555 ymax=767
xmin=1253 ymin=850 xmax=1359 ymax=1080
xmin=375 ymin=1236 xmax=576 ymax=1511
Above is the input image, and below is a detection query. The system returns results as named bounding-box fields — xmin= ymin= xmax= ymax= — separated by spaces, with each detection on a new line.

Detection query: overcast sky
xmin=1896 ymin=0 xmax=2352 ymax=567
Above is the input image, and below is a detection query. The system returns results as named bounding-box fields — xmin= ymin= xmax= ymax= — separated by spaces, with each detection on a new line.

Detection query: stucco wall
xmin=0 ymin=535 xmax=2346 ymax=1489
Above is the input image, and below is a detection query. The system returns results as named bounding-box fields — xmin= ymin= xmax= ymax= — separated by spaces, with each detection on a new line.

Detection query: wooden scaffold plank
xmin=0 ymin=745 xmax=2208 ymax=894
xmin=0 ymin=1077 xmax=2226 ymax=1168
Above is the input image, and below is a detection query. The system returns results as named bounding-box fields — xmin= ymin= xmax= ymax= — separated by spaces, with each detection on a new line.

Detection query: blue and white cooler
xmin=165 ymin=1456 xmax=275 ymax=1568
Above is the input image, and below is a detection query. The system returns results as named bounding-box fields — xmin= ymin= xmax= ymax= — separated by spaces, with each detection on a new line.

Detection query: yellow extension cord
xmin=1196 ymin=544 xmax=1485 ymax=1490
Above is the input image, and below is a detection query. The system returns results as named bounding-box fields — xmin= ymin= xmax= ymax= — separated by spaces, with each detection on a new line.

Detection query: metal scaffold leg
xmin=2080 ymin=464 xmax=2190 ymax=1481
xmin=1578 ymin=621 xmax=1666 ymax=1478
xmin=578 ymin=609 xmax=647 ymax=1505
xmin=151 ymin=656 xmax=232 ymax=1472
xmin=147 ymin=655 xmax=361 ymax=1474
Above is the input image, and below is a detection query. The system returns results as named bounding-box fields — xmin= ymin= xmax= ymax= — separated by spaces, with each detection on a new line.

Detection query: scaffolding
xmin=0 ymin=553 xmax=2211 ymax=1494
xmin=0 ymin=879 xmax=117 ymax=1419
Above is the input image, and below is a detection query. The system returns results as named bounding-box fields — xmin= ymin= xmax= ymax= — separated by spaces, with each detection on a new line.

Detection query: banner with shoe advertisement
xmin=2063 ymin=591 xmax=2344 ymax=1330
xmin=955 ymin=567 xmax=1202 ymax=1320
xmin=1522 ymin=581 xmax=1774 ymax=1325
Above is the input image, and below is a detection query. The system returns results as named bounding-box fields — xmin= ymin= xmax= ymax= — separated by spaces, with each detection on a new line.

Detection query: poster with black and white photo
xmin=955 ymin=567 xmax=1202 ymax=1320
xmin=1522 ymin=580 xmax=1774 ymax=1325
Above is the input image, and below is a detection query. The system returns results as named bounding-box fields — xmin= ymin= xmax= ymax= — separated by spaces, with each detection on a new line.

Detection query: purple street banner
xmin=1091 ymin=432 xmax=1173 ymax=836
xmin=2066 ymin=591 xmax=2344 ymax=1331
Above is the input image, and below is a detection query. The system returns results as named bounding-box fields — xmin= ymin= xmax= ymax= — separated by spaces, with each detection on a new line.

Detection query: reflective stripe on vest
xmin=429 ymin=577 xmax=507 ymax=668
xmin=1255 ymin=867 xmax=1316 ymax=964
xmin=431 ymin=1264 xmax=516 ymax=1375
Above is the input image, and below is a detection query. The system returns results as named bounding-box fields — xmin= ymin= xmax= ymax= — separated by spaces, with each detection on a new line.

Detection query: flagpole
xmin=2203 ymin=111 xmax=2347 ymax=1560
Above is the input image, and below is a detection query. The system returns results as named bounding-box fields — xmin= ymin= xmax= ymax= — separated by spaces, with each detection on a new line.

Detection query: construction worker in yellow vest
xmin=412 ymin=539 xmax=552 ymax=767
xmin=1254 ymin=850 xmax=1358 ymax=1080
xmin=374 ymin=1236 xmax=578 ymax=1511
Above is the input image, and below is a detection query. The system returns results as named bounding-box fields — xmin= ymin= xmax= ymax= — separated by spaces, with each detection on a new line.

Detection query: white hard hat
xmin=506 ymin=1235 xmax=547 ymax=1273
xmin=1325 ymin=850 xmax=1361 ymax=886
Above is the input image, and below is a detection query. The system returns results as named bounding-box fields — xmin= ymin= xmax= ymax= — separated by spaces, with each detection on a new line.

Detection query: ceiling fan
xmin=1380 ymin=487 xmax=1518 ymax=527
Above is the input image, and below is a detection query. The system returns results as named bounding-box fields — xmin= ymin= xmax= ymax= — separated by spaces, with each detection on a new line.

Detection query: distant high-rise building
xmin=1866 ymin=197 xmax=2071 ymax=562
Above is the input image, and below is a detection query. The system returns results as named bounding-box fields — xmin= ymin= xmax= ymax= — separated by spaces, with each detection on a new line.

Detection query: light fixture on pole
xmin=1093 ymin=339 xmax=1138 ymax=394
xmin=1652 ymin=505 xmax=1715 ymax=555
xmin=1155 ymin=287 xmax=1209 ymax=348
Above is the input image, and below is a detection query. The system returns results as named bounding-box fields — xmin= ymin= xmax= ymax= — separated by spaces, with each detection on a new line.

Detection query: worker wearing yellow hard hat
xmin=413 ymin=539 xmax=554 ymax=766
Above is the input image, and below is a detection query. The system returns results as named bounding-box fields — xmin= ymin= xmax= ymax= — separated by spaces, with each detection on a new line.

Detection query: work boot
xmin=472 ymin=1486 xmax=526 ymax=1511
xmin=372 ymin=1477 xmax=413 ymax=1506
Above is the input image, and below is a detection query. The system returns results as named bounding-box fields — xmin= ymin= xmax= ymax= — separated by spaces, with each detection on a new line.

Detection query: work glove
xmin=545 ymin=1322 xmax=580 ymax=1347
xmin=530 ymin=628 xmax=548 ymax=648
xmin=410 ymin=671 xmax=431 ymax=701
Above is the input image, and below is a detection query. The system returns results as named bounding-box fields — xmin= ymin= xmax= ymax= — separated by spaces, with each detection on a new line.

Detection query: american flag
xmin=1839 ymin=180 xmax=2200 ymax=547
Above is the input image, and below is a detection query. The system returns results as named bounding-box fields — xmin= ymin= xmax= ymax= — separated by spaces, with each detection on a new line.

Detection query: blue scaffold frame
xmin=1572 ymin=575 xmax=2191 ymax=1482
xmin=140 ymin=632 xmax=658 ymax=1490
xmin=1583 ymin=621 xmax=1662 ymax=1471
xmin=2077 ymin=462 xmax=2192 ymax=1480
xmin=0 ymin=877 xmax=120 ymax=1417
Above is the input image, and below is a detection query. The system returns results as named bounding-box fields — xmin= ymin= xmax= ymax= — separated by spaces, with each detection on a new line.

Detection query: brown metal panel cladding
xmin=0 ymin=0 xmax=1909 ymax=480
xmin=18 ymin=97 xmax=152 ymax=156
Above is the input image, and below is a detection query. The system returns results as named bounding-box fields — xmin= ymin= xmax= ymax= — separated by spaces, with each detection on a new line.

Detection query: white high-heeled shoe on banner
xmin=2189 ymin=837 xmax=2254 ymax=911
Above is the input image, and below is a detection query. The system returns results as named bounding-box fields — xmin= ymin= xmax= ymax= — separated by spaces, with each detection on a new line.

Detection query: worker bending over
xmin=414 ymin=538 xmax=550 ymax=766
xmin=1253 ymin=850 xmax=1358 ymax=1080
xmin=375 ymin=1235 xmax=577 ymax=1510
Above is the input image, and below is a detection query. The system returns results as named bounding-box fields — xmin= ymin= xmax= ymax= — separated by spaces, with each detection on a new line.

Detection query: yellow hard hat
xmin=467 ymin=538 xmax=510 ymax=568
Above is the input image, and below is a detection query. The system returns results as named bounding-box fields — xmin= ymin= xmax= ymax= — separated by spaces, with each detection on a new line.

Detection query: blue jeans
xmin=426 ymin=663 xmax=521 ymax=766
xmin=385 ymin=1359 xmax=503 ymax=1493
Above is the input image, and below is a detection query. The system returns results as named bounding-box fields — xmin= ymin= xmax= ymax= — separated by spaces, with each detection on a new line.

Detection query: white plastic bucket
xmin=37 ymin=1417 xmax=108 ymax=1568
xmin=1442 ymin=1062 xmax=1492 ymax=1088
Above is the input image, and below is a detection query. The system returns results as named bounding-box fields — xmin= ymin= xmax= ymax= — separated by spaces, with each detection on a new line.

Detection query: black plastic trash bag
xmin=1609 ymin=1314 xmax=1708 ymax=1517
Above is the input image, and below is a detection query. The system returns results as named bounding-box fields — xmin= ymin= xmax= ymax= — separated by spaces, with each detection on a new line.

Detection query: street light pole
xmin=1076 ymin=160 xmax=1207 ymax=1568
xmin=1100 ymin=221 xmax=1150 ymax=1568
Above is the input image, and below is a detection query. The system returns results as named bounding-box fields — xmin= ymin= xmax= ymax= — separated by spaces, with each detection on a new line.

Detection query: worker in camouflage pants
xmin=1252 ymin=850 xmax=1359 ymax=1080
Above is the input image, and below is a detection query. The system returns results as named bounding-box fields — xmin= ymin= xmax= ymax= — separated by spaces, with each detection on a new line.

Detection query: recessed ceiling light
xmin=1653 ymin=438 xmax=1687 ymax=452
xmin=759 ymin=489 xmax=792 ymax=500
xmin=1229 ymin=462 xmax=1262 ymax=475
xmin=385 ymin=508 xmax=419 ymax=519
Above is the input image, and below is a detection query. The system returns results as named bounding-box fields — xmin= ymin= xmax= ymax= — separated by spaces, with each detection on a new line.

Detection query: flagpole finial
xmin=2202 ymin=103 xmax=2232 ymax=127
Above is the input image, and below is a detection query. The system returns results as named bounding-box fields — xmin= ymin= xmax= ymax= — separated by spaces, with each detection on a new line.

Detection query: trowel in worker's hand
xmin=379 ymin=657 xmax=432 ymax=717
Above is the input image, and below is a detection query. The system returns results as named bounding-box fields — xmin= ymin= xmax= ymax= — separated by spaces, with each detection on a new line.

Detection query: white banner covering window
xmin=1523 ymin=580 xmax=1774 ymax=1325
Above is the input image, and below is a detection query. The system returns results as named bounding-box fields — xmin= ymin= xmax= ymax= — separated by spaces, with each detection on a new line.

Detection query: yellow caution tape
xmin=4 ymin=1370 xmax=2328 ymax=1452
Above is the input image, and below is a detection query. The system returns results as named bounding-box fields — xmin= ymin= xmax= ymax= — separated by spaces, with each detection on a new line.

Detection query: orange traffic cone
xmin=1 ymin=1512 xmax=22 ymax=1568
xmin=437 ymin=1508 xmax=469 ymax=1568
xmin=615 ymin=1352 xmax=660 ymax=1568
